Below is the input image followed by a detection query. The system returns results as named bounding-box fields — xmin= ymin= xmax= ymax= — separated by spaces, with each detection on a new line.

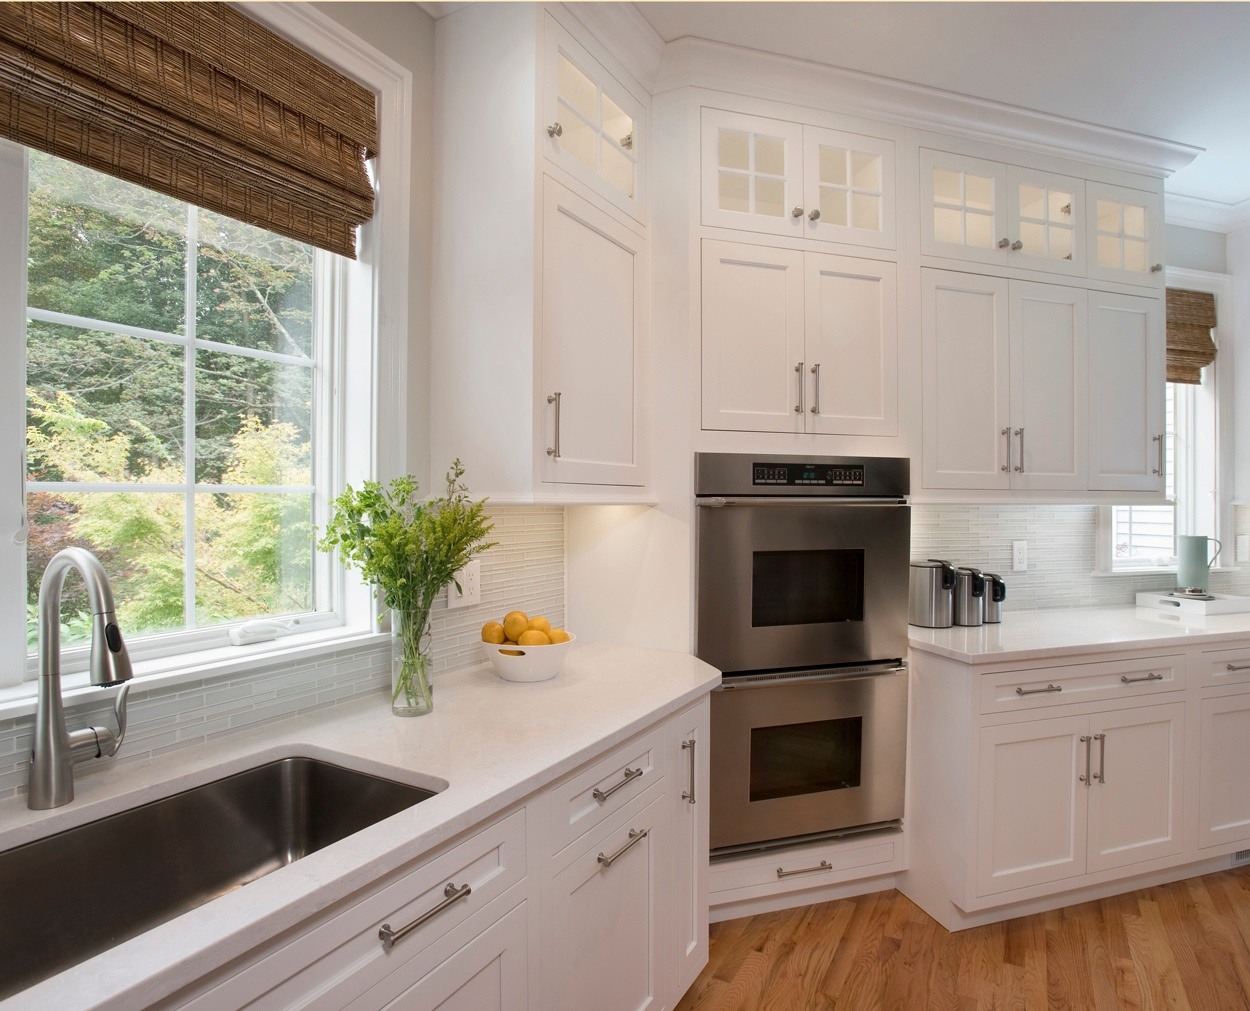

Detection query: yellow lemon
xmin=502 ymin=612 xmax=529 ymax=642
xmin=518 ymin=629 xmax=551 ymax=646
xmin=528 ymin=615 xmax=552 ymax=634
xmin=481 ymin=620 xmax=506 ymax=644
xmin=548 ymin=628 xmax=570 ymax=644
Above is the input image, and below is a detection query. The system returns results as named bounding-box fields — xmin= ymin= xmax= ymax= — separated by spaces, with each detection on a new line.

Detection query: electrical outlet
xmin=1238 ymin=535 xmax=1250 ymax=563
xmin=1012 ymin=540 xmax=1028 ymax=572
xmin=447 ymin=559 xmax=481 ymax=610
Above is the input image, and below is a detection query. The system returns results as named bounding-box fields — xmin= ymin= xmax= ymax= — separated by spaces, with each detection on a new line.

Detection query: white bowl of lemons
xmin=481 ymin=610 xmax=575 ymax=683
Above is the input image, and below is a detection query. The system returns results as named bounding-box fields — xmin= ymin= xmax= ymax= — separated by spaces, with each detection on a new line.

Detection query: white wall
xmin=1167 ymin=223 xmax=1227 ymax=274
xmin=1230 ymin=224 xmax=1250 ymax=503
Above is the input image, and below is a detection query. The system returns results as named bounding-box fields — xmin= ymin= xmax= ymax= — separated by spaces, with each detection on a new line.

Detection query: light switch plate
xmin=448 ymin=559 xmax=481 ymax=609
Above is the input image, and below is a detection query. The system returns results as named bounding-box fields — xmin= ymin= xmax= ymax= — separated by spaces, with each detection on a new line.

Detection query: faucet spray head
xmin=89 ymin=611 xmax=133 ymax=687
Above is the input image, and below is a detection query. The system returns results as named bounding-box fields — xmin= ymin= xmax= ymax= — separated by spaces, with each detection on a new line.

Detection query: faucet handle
xmin=94 ymin=682 xmax=131 ymax=758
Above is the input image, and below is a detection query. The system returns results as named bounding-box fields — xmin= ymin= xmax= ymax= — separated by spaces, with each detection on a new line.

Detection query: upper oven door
xmin=696 ymin=499 xmax=910 ymax=673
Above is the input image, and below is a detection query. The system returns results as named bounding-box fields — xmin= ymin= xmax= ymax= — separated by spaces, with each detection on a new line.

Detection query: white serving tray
xmin=1135 ymin=591 xmax=1250 ymax=615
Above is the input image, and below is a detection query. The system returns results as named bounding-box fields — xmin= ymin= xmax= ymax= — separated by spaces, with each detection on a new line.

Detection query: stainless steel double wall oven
xmin=695 ymin=453 xmax=911 ymax=855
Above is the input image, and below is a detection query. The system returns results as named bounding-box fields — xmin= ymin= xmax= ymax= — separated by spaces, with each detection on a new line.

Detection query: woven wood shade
xmin=0 ymin=2 xmax=377 ymax=258
xmin=1166 ymin=287 xmax=1218 ymax=385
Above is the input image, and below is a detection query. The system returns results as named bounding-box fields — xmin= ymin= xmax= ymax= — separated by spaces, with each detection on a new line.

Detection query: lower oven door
xmin=709 ymin=667 xmax=908 ymax=852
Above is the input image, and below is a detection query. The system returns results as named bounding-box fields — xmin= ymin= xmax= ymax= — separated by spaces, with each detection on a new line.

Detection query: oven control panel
xmin=753 ymin=462 xmax=865 ymax=487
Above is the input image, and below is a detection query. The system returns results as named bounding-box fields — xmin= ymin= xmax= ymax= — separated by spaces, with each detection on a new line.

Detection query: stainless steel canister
xmin=982 ymin=573 xmax=1007 ymax=623
xmin=909 ymin=559 xmax=956 ymax=628
xmin=954 ymin=567 xmax=986 ymax=626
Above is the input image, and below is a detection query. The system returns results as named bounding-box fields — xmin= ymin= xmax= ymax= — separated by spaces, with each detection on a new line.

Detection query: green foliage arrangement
xmin=319 ymin=462 xmax=497 ymax=712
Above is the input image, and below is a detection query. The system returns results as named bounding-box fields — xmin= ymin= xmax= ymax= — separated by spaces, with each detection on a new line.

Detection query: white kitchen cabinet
xmin=976 ymin=702 xmax=1184 ymax=897
xmin=672 ymin=699 xmax=710 ymax=996
xmin=540 ymin=176 xmax=648 ymax=486
xmin=1087 ymin=290 xmax=1165 ymax=492
xmin=1085 ymin=181 xmax=1164 ymax=289
xmin=432 ymin=5 xmax=650 ymax=501
xmin=543 ymin=15 xmax=645 ymax=224
xmin=702 ymin=108 xmax=895 ymax=249
xmin=1198 ymin=691 xmax=1250 ymax=850
xmin=702 ymin=239 xmax=897 ymax=436
xmin=920 ymin=149 xmax=1009 ymax=267
xmin=543 ymin=793 xmax=668 ymax=1011
xmin=921 ymin=270 xmax=1085 ymax=491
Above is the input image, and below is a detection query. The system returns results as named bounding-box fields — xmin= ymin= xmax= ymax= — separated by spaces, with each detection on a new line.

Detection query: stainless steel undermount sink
xmin=0 ymin=756 xmax=438 ymax=1000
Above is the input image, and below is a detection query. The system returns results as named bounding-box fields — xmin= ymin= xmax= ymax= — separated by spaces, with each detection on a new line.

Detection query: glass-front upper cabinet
xmin=1085 ymin=181 xmax=1164 ymax=289
xmin=920 ymin=149 xmax=1009 ymax=265
xmin=542 ymin=16 xmax=645 ymax=223
xmin=1007 ymin=167 xmax=1085 ymax=277
xmin=702 ymin=109 xmax=896 ymax=249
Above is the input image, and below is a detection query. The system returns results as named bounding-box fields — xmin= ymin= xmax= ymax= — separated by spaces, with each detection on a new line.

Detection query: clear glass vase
xmin=391 ymin=607 xmax=434 ymax=717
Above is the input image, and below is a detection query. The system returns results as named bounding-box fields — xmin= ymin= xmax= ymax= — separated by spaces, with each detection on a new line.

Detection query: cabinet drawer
xmin=980 ymin=654 xmax=1184 ymax=714
xmin=1196 ymin=645 xmax=1250 ymax=688
xmin=547 ymin=724 xmax=665 ymax=857
xmin=709 ymin=831 xmax=903 ymax=901
xmin=179 ymin=809 xmax=527 ymax=1010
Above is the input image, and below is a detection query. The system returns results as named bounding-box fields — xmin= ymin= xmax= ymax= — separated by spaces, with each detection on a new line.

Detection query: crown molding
xmin=656 ymin=37 xmax=1201 ymax=179
xmin=1166 ymin=192 xmax=1250 ymax=234
xmin=560 ymin=2 xmax=665 ymax=92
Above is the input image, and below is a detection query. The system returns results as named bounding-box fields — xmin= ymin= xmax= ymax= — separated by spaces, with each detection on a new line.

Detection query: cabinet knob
xmin=1010 ymin=240 xmax=1023 ymax=251
xmin=997 ymin=238 xmax=1011 ymax=249
xmin=808 ymin=208 xmax=821 ymax=221
xmin=792 ymin=206 xmax=804 ymax=218
xmin=1150 ymin=263 xmax=1164 ymax=273
xmin=546 ymin=122 xmax=563 ymax=139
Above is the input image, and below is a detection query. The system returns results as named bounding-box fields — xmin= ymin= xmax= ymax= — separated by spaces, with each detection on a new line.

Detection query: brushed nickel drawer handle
xmin=777 ymin=860 xmax=832 ymax=879
xmin=1121 ymin=672 xmax=1164 ymax=684
xmin=598 ymin=827 xmax=648 ymax=868
xmin=1226 ymin=663 xmax=1250 ymax=672
xmin=1016 ymin=683 xmax=1062 ymax=696
xmin=1093 ymin=732 xmax=1106 ymax=784
xmin=1079 ymin=735 xmax=1092 ymax=786
xmin=682 ymin=738 xmax=696 ymax=804
xmin=592 ymin=766 xmax=643 ymax=803
xmin=546 ymin=392 xmax=562 ymax=459
xmin=378 ymin=882 xmax=472 ymax=950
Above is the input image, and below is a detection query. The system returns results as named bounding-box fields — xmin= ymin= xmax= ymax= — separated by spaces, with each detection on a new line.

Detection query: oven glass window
xmin=752 ymin=549 xmax=864 ymax=627
xmin=748 ymin=716 xmax=863 ymax=801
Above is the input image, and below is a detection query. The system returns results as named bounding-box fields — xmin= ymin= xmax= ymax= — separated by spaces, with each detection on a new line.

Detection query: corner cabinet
xmin=701 ymin=239 xmax=898 ymax=437
xmin=432 ymin=5 xmax=650 ymax=501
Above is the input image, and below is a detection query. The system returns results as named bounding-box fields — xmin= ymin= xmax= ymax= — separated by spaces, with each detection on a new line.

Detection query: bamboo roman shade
xmin=1166 ymin=287 xmax=1218 ymax=385
xmin=0 ymin=2 xmax=377 ymax=258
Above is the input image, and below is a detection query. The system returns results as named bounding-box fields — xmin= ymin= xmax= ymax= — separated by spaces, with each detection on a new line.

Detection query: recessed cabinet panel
xmin=976 ymin=716 xmax=1089 ymax=896
xmin=805 ymin=254 xmax=897 ymax=435
xmin=1199 ymin=695 xmax=1250 ymax=849
xmin=541 ymin=177 xmax=648 ymax=486
xmin=1087 ymin=291 xmax=1164 ymax=492
xmin=1085 ymin=703 xmax=1184 ymax=874
xmin=921 ymin=271 xmax=1011 ymax=489
xmin=701 ymin=240 xmax=805 ymax=433
xmin=1009 ymin=281 xmax=1087 ymax=490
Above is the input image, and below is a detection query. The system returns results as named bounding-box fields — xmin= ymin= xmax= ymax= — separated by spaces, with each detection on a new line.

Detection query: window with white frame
xmin=1101 ymin=271 xmax=1228 ymax=573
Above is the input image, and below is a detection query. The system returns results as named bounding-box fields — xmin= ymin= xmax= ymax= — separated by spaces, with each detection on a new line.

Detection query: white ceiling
xmin=634 ymin=2 xmax=1250 ymax=217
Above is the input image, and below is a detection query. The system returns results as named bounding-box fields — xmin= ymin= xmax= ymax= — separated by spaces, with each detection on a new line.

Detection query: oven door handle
xmin=696 ymin=497 xmax=908 ymax=507
xmin=719 ymin=665 xmax=907 ymax=690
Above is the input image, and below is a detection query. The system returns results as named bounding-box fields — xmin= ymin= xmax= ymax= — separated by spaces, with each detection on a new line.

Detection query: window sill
xmin=1092 ymin=565 xmax=1240 ymax=578
xmin=0 ymin=624 xmax=388 ymax=722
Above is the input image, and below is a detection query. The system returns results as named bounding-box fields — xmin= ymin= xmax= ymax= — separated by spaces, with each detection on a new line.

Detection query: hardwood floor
xmin=676 ymin=868 xmax=1250 ymax=1009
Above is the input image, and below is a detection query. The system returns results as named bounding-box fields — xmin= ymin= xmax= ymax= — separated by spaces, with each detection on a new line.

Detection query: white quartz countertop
xmin=0 ymin=643 xmax=720 ymax=1010
xmin=909 ymin=605 xmax=1250 ymax=666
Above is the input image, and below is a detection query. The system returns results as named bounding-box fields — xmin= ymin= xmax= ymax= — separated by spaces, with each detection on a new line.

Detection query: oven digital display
xmin=752 ymin=462 xmax=865 ymax=487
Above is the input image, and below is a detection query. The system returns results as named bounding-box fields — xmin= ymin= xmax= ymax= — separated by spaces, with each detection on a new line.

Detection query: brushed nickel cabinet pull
xmin=1153 ymin=434 xmax=1164 ymax=476
xmin=1014 ymin=427 xmax=1025 ymax=473
xmin=1016 ymin=683 xmax=1062 ymax=696
xmin=810 ymin=363 xmax=821 ymax=415
xmin=1001 ymin=427 xmax=1011 ymax=473
xmin=1226 ymin=663 xmax=1250 ymax=672
xmin=546 ymin=392 xmax=562 ymax=459
xmin=592 ymin=766 xmax=643 ymax=803
xmin=1079 ymin=735 xmax=1092 ymax=786
xmin=378 ymin=882 xmax=472 ymax=950
xmin=777 ymin=860 xmax=832 ymax=879
xmin=682 ymin=738 xmax=696 ymax=804
xmin=794 ymin=362 xmax=805 ymax=414
xmin=1121 ymin=672 xmax=1164 ymax=684
xmin=598 ymin=827 xmax=648 ymax=868
xmin=1093 ymin=732 xmax=1107 ymax=784
xmin=547 ymin=122 xmax=563 ymax=138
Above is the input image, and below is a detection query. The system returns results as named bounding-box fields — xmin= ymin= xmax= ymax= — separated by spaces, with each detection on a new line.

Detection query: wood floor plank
xmin=678 ymin=868 xmax=1250 ymax=1011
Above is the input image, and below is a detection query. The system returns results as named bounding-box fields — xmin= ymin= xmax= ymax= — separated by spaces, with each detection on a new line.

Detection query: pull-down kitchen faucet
xmin=28 ymin=547 xmax=133 ymax=810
